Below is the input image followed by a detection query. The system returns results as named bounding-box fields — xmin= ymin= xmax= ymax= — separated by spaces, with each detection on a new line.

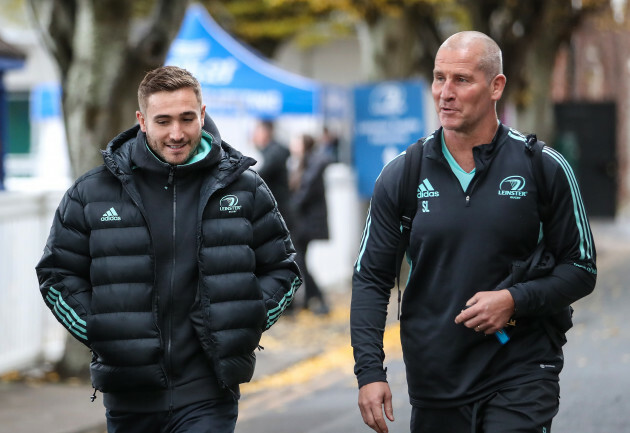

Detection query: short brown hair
xmin=137 ymin=66 xmax=203 ymax=113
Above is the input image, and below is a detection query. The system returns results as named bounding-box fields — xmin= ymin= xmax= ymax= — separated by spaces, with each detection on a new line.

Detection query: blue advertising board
xmin=30 ymin=83 xmax=62 ymax=121
xmin=353 ymin=80 xmax=428 ymax=198
xmin=165 ymin=4 xmax=321 ymax=117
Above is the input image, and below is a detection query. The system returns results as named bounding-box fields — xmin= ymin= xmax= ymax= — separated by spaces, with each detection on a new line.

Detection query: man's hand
xmin=358 ymin=381 xmax=394 ymax=433
xmin=454 ymin=289 xmax=515 ymax=334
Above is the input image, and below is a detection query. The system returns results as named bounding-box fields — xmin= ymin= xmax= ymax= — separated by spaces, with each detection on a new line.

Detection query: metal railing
xmin=0 ymin=190 xmax=66 ymax=375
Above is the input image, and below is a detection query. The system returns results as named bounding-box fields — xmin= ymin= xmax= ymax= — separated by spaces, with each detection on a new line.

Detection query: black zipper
xmin=167 ymin=165 xmax=177 ymax=413
xmin=464 ymin=168 xmax=484 ymax=207
xmin=435 ymin=154 xmax=475 ymax=207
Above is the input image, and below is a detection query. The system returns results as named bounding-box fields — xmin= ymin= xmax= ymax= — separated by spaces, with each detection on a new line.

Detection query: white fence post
xmin=0 ymin=191 xmax=66 ymax=375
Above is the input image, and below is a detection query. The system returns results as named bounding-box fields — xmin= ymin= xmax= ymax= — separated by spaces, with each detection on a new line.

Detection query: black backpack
xmin=393 ymin=134 xmax=572 ymax=342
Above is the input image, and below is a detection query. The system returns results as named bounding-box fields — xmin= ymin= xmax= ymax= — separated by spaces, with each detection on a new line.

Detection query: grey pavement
xmin=0 ymin=219 xmax=627 ymax=433
xmin=553 ymin=219 xmax=630 ymax=432
xmin=0 ymin=379 xmax=105 ymax=433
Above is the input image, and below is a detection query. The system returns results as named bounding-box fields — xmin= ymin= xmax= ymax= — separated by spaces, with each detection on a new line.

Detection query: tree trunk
xmin=54 ymin=337 xmax=92 ymax=379
xmin=354 ymin=4 xmax=441 ymax=83
xmin=514 ymin=32 xmax=559 ymax=141
xmin=61 ymin=1 xmax=135 ymax=175
xmin=356 ymin=15 xmax=420 ymax=81
xmin=61 ymin=0 xmax=191 ymax=177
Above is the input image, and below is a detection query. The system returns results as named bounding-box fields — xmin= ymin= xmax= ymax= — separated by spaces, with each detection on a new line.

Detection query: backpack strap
xmin=394 ymin=138 xmax=425 ymax=319
xmin=525 ymin=134 xmax=550 ymax=222
xmin=525 ymin=134 xmax=574 ymax=342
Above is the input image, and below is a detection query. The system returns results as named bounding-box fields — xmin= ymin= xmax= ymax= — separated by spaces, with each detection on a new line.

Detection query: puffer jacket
xmin=36 ymin=123 xmax=301 ymax=396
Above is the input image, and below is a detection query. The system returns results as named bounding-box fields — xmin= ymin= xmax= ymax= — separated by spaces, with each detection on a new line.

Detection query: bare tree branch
xmin=134 ymin=0 xmax=191 ymax=65
xmin=26 ymin=0 xmax=76 ymax=75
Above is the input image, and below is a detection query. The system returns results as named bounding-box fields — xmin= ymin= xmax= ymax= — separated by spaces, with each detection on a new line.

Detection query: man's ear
xmin=490 ymin=74 xmax=506 ymax=101
xmin=136 ymin=111 xmax=147 ymax=132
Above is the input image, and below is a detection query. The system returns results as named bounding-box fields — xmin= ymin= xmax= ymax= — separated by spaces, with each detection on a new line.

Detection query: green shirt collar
xmin=441 ymin=131 xmax=475 ymax=191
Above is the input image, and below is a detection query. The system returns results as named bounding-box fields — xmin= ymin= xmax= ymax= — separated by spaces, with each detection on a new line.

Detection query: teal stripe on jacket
xmin=266 ymin=277 xmax=301 ymax=329
xmin=543 ymin=147 xmax=594 ymax=261
xmin=46 ymin=287 xmax=88 ymax=340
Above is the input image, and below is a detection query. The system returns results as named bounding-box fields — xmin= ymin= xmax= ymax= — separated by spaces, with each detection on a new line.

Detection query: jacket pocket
xmin=91 ymin=360 xmax=167 ymax=393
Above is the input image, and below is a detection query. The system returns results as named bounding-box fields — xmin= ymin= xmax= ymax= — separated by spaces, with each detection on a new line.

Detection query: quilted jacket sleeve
xmin=251 ymin=173 xmax=302 ymax=330
xmin=36 ymin=184 xmax=93 ymax=346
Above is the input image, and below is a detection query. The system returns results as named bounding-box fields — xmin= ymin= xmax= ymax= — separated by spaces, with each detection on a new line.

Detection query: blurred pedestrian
xmin=289 ymin=133 xmax=332 ymax=315
xmin=351 ymin=31 xmax=596 ymax=433
xmin=321 ymin=125 xmax=340 ymax=163
xmin=36 ymin=66 xmax=301 ymax=433
xmin=252 ymin=119 xmax=292 ymax=228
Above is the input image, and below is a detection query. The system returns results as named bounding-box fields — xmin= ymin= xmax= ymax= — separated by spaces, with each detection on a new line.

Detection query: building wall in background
xmin=552 ymin=18 xmax=630 ymax=220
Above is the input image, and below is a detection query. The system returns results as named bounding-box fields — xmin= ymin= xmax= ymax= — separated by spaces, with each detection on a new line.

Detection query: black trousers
xmin=293 ymin=235 xmax=325 ymax=305
xmin=410 ymin=380 xmax=559 ymax=433
xmin=105 ymin=399 xmax=238 ymax=433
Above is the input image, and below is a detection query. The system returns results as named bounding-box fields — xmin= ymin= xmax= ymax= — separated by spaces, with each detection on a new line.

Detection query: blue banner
xmin=353 ymin=80 xmax=427 ymax=198
xmin=166 ymin=4 xmax=320 ymax=117
xmin=30 ymin=83 xmax=62 ymax=121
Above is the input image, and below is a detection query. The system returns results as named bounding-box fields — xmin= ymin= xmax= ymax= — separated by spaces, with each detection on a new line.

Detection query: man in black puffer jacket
xmin=36 ymin=66 xmax=302 ymax=432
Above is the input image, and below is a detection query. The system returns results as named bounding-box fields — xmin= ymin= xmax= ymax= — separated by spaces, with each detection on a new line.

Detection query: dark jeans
xmin=106 ymin=398 xmax=238 ymax=433
xmin=410 ymin=380 xmax=559 ymax=433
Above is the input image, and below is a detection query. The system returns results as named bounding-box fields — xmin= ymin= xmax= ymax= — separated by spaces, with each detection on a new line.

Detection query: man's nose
xmin=441 ymin=80 xmax=454 ymax=100
xmin=170 ymin=123 xmax=185 ymax=141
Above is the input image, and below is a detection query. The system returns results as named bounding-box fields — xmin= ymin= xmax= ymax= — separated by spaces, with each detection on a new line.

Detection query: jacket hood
xmin=203 ymin=112 xmax=221 ymax=144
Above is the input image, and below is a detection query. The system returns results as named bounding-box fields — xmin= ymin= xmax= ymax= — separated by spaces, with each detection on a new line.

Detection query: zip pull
xmin=220 ymin=379 xmax=240 ymax=401
xmin=227 ymin=387 xmax=239 ymax=401
xmin=165 ymin=166 xmax=175 ymax=190
xmin=257 ymin=345 xmax=265 ymax=351
xmin=465 ymin=195 xmax=471 ymax=207
xmin=90 ymin=387 xmax=97 ymax=402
